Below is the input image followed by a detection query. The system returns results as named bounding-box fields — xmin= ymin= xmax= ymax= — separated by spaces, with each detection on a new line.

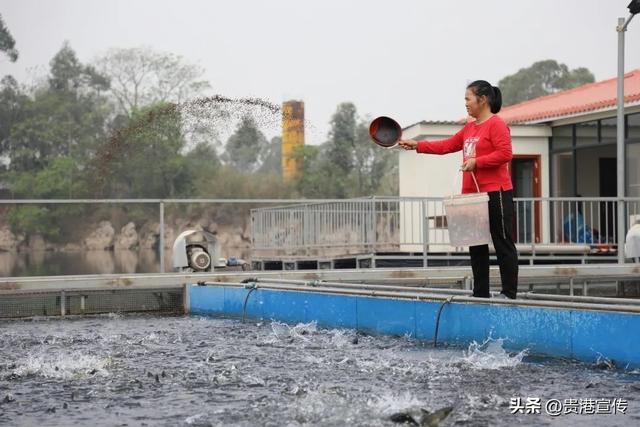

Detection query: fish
xmin=419 ymin=407 xmax=454 ymax=427
xmin=389 ymin=406 xmax=453 ymax=426
xmin=389 ymin=411 xmax=418 ymax=425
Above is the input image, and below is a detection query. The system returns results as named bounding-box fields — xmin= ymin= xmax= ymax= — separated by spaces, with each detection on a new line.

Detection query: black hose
xmin=433 ymin=296 xmax=455 ymax=348
xmin=241 ymin=283 xmax=258 ymax=323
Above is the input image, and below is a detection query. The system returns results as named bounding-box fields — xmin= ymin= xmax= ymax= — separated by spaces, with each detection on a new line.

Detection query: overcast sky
xmin=1 ymin=0 xmax=639 ymax=144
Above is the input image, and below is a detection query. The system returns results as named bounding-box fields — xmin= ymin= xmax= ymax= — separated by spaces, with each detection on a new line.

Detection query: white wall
xmin=398 ymin=122 xmax=551 ymax=252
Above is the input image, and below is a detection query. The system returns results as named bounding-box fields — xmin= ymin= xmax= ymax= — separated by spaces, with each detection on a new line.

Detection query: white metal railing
xmin=251 ymin=197 xmax=640 ymax=259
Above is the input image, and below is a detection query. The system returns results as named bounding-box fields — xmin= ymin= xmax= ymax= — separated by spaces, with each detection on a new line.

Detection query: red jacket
xmin=416 ymin=115 xmax=513 ymax=193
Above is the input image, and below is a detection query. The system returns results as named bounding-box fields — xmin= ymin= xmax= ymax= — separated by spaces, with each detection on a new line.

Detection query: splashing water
xmin=268 ymin=320 xmax=318 ymax=342
xmin=13 ymin=352 xmax=112 ymax=380
xmin=461 ymin=337 xmax=528 ymax=370
xmin=367 ymin=392 xmax=426 ymax=416
xmin=183 ymin=412 xmax=207 ymax=425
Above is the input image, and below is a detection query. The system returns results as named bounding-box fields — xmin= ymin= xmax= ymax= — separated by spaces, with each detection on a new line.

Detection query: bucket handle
xmin=468 ymin=170 xmax=480 ymax=193
xmin=451 ymin=169 xmax=481 ymax=196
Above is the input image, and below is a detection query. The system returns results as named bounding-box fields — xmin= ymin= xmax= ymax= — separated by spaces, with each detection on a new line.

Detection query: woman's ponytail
xmin=490 ymin=86 xmax=502 ymax=113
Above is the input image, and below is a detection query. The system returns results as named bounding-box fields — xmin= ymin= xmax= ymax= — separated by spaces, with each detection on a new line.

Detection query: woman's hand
xmin=397 ymin=140 xmax=417 ymax=150
xmin=461 ymin=158 xmax=476 ymax=171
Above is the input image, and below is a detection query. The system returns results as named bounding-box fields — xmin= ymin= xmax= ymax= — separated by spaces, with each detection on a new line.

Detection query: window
xmin=551 ymin=125 xmax=573 ymax=150
xmin=628 ymin=113 xmax=640 ymax=142
xmin=628 ymin=144 xmax=640 ymax=197
xmin=575 ymin=120 xmax=598 ymax=146
xmin=600 ymin=117 xmax=617 ymax=143
xmin=575 ymin=146 xmax=615 ymax=197
xmin=552 ymin=152 xmax=574 ymax=196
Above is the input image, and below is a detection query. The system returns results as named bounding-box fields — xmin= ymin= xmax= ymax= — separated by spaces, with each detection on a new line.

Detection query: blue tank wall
xmin=190 ymin=285 xmax=640 ymax=369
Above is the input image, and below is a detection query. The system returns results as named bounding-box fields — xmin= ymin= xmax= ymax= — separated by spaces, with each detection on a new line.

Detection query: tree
xmin=293 ymin=102 xmax=398 ymax=198
xmin=183 ymin=141 xmax=221 ymax=191
xmin=351 ymin=120 xmax=397 ymax=196
xmin=3 ymin=43 xmax=111 ymax=173
xmin=95 ymin=102 xmax=190 ymax=198
xmin=1 ymin=44 xmax=112 ymax=238
xmin=498 ymin=60 xmax=595 ymax=106
xmin=223 ymin=116 xmax=268 ymax=172
xmin=0 ymin=76 xmax=28 ymax=172
xmin=257 ymin=136 xmax=282 ymax=175
xmin=298 ymin=102 xmax=357 ymax=198
xmin=291 ymin=144 xmax=332 ymax=197
xmin=95 ymin=47 xmax=210 ymax=115
xmin=326 ymin=102 xmax=357 ymax=175
xmin=8 ymin=158 xmax=86 ymax=239
xmin=0 ymin=14 xmax=18 ymax=62
xmin=49 ymin=42 xmax=109 ymax=93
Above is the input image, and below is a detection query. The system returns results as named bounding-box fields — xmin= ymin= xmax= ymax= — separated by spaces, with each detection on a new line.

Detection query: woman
xmin=398 ymin=80 xmax=518 ymax=299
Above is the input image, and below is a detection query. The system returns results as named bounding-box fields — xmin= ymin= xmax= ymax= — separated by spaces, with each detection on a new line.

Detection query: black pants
xmin=469 ymin=189 xmax=519 ymax=298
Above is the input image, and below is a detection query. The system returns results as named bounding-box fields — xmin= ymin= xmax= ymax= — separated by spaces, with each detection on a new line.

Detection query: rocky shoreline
xmin=0 ymin=218 xmax=252 ymax=258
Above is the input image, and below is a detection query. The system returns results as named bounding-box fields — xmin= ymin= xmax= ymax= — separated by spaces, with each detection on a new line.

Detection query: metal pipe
xmin=3 ymin=263 xmax=640 ymax=282
xmin=617 ymin=16 xmax=628 ymax=262
xmin=199 ymin=281 xmax=640 ymax=314
xmin=159 ymin=201 xmax=165 ymax=273
xmin=522 ymin=291 xmax=640 ymax=306
xmin=252 ymin=277 xmax=472 ymax=294
xmin=210 ymin=277 xmax=640 ymax=305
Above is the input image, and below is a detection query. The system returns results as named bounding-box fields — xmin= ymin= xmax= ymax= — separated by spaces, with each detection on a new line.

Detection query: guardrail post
xmin=422 ymin=200 xmax=429 ymax=268
xmin=569 ymin=277 xmax=574 ymax=296
xmin=159 ymin=201 xmax=165 ymax=273
xmin=370 ymin=197 xmax=376 ymax=253
xmin=304 ymin=204 xmax=310 ymax=256
xmin=60 ymin=290 xmax=66 ymax=317
xmin=183 ymin=283 xmax=191 ymax=314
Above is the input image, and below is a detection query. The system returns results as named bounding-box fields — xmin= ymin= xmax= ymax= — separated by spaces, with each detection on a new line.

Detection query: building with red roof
xmin=498 ymin=69 xmax=640 ymax=125
xmin=400 ymin=69 xmax=640 ymax=250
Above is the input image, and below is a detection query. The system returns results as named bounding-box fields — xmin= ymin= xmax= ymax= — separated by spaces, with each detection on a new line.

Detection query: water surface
xmin=0 ymin=315 xmax=638 ymax=426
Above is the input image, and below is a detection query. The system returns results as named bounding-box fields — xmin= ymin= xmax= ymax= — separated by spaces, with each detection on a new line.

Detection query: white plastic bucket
xmin=443 ymin=172 xmax=492 ymax=247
